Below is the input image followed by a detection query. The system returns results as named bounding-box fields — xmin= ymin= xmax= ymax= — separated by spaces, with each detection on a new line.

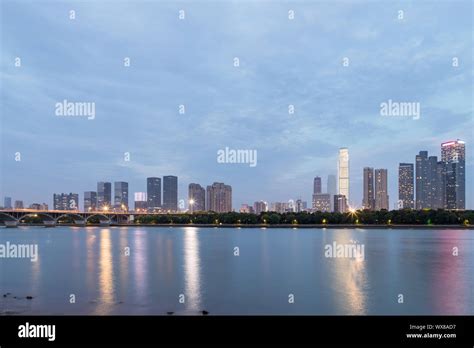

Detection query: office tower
xmin=188 ymin=183 xmax=206 ymax=213
xmin=338 ymin=148 xmax=349 ymax=203
xmin=114 ymin=182 xmax=129 ymax=211
xmin=312 ymin=193 xmax=331 ymax=212
xmin=295 ymin=199 xmax=306 ymax=213
xmin=427 ymin=156 xmax=440 ymax=208
xmin=29 ymin=203 xmax=41 ymax=210
xmin=375 ymin=169 xmax=389 ymax=210
xmin=313 ymin=176 xmax=322 ymax=194
xmin=97 ymin=182 xmax=112 ymax=210
xmin=14 ymin=200 xmax=24 ymax=209
xmin=206 ymin=182 xmax=232 ymax=212
xmin=84 ymin=191 xmax=97 ymax=211
xmin=333 ymin=194 xmax=347 ymax=213
xmin=4 ymin=197 xmax=12 ymax=209
xmin=362 ymin=167 xmax=375 ymax=210
xmin=53 ymin=193 xmax=78 ymax=210
xmin=435 ymin=161 xmax=446 ymax=209
xmin=253 ymin=201 xmax=267 ymax=214
xmin=415 ymin=151 xmax=429 ymax=209
xmin=134 ymin=192 xmax=147 ymax=211
xmin=442 ymin=140 xmax=465 ymax=210
xmin=147 ymin=177 xmax=161 ymax=211
xmin=327 ymin=174 xmax=337 ymax=211
xmin=398 ymin=163 xmax=414 ymax=209
xmin=163 ymin=176 xmax=178 ymax=212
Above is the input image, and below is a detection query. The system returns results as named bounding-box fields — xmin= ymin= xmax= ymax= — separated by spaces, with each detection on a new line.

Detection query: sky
xmin=1 ymin=0 xmax=473 ymax=210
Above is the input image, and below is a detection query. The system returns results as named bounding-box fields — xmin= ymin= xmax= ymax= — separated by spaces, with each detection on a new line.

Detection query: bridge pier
xmin=4 ymin=220 xmax=19 ymax=228
xmin=43 ymin=220 xmax=56 ymax=228
xmin=74 ymin=220 xmax=86 ymax=226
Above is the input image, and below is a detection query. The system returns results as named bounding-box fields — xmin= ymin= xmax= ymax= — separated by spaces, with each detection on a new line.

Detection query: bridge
xmin=0 ymin=209 xmax=154 ymax=227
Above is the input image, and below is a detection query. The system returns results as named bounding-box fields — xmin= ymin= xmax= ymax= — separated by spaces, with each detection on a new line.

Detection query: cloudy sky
xmin=1 ymin=0 xmax=473 ymax=209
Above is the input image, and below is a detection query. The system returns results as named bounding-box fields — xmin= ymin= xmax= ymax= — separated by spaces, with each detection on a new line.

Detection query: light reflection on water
xmin=0 ymin=227 xmax=472 ymax=315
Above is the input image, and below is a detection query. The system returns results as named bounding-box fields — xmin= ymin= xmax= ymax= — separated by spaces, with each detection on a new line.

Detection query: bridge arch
xmin=19 ymin=212 xmax=55 ymax=221
xmin=55 ymin=213 xmax=85 ymax=222
xmin=85 ymin=214 xmax=111 ymax=223
xmin=0 ymin=212 xmax=18 ymax=222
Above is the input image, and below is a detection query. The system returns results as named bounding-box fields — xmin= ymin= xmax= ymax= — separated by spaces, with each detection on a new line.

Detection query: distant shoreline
xmin=6 ymin=223 xmax=474 ymax=229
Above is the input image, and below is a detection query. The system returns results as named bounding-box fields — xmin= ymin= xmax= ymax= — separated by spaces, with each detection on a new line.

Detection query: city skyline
xmin=1 ymin=2 xmax=472 ymax=209
xmin=2 ymin=139 xmax=468 ymax=212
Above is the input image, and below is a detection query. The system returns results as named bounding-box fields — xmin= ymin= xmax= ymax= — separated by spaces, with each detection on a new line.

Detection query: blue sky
xmin=1 ymin=0 xmax=473 ymax=209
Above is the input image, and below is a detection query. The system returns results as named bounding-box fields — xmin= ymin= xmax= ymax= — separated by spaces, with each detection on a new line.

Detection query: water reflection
xmin=97 ymin=229 xmax=114 ymax=314
xmin=183 ymin=227 xmax=201 ymax=311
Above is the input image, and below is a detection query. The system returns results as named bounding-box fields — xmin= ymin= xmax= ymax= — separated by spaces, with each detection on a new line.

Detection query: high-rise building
xmin=375 ymin=169 xmax=389 ymax=210
xmin=97 ymin=182 xmax=112 ymax=210
xmin=188 ymin=183 xmax=206 ymax=213
xmin=442 ymin=140 xmax=465 ymax=210
xmin=312 ymin=193 xmax=331 ymax=212
xmin=398 ymin=163 xmax=414 ymax=209
xmin=427 ymin=155 xmax=440 ymax=208
xmin=114 ymin=182 xmax=129 ymax=211
xmin=415 ymin=151 xmax=429 ymax=209
xmin=338 ymin=148 xmax=349 ymax=203
xmin=313 ymin=176 xmax=322 ymax=194
xmin=362 ymin=167 xmax=375 ymax=210
xmin=163 ymin=176 xmax=178 ymax=212
xmin=327 ymin=174 xmax=337 ymax=212
xmin=147 ymin=177 xmax=161 ymax=211
xmin=206 ymin=182 xmax=232 ymax=212
xmin=134 ymin=192 xmax=147 ymax=211
xmin=253 ymin=201 xmax=267 ymax=214
xmin=4 ymin=197 xmax=12 ymax=209
xmin=84 ymin=191 xmax=97 ymax=211
xmin=14 ymin=200 xmax=24 ymax=209
xmin=435 ymin=161 xmax=446 ymax=209
xmin=53 ymin=193 xmax=79 ymax=210
xmin=333 ymin=194 xmax=347 ymax=213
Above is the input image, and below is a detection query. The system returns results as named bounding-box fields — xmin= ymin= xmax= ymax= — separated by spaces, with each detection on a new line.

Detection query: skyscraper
xmin=163 ymin=176 xmax=178 ymax=212
xmin=338 ymin=148 xmax=349 ymax=203
xmin=333 ymin=194 xmax=347 ymax=213
xmin=97 ymin=182 xmax=112 ymax=210
xmin=442 ymin=140 xmax=465 ymax=210
xmin=188 ymin=183 xmax=205 ymax=212
xmin=398 ymin=163 xmax=414 ymax=209
xmin=375 ymin=169 xmax=389 ymax=211
xmin=313 ymin=176 xmax=322 ymax=194
xmin=84 ymin=191 xmax=97 ymax=211
xmin=134 ymin=192 xmax=147 ymax=211
xmin=147 ymin=177 xmax=161 ymax=211
xmin=54 ymin=193 xmax=79 ymax=210
xmin=313 ymin=193 xmax=331 ymax=212
xmin=253 ymin=201 xmax=267 ymax=214
xmin=4 ymin=197 xmax=12 ymax=209
xmin=114 ymin=182 xmax=129 ymax=211
xmin=415 ymin=151 xmax=429 ymax=209
xmin=427 ymin=155 xmax=440 ymax=208
xmin=206 ymin=182 xmax=232 ymax=212
xmin=327 ymin=174 xmax=337 ymax=211
xmin=362 ymin=167 xmax=375 ymax=210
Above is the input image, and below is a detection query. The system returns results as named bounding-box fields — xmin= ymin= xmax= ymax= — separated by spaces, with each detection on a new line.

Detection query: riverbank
xmin=4 ymin=223 xmax=474 ymax=229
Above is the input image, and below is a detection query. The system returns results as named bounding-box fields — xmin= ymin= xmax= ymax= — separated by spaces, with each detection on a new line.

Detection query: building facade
xmin=163 ymin=176 xmax=178 ymax=212
xmin=188 ymin=183 xmax=206 ymax=213
xmin=362 ymin=167 xmax=375 ymax=210
xmin=147 ymin=177 xmax=161 ymax=211
xmin=97 ymin=182 xmax=112 ymax=210
xmin=114 ymin=182 xmax=129 ymax=211
xmin=338 ymin=148 xmax=349 ymax=203
xmin=398 ymin=163 xmax=414 ymax=209
xmin=206 ymin=182 xmax=232 ymax=212
xmin=84 ymin=191 xmax=97 ymax=211
xmin=375 ymin=169 xmax=389 ymax=210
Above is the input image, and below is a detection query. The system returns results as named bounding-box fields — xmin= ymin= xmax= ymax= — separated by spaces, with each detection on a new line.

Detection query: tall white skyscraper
xmin=338 ymin=148 xmax=349 ymax=203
